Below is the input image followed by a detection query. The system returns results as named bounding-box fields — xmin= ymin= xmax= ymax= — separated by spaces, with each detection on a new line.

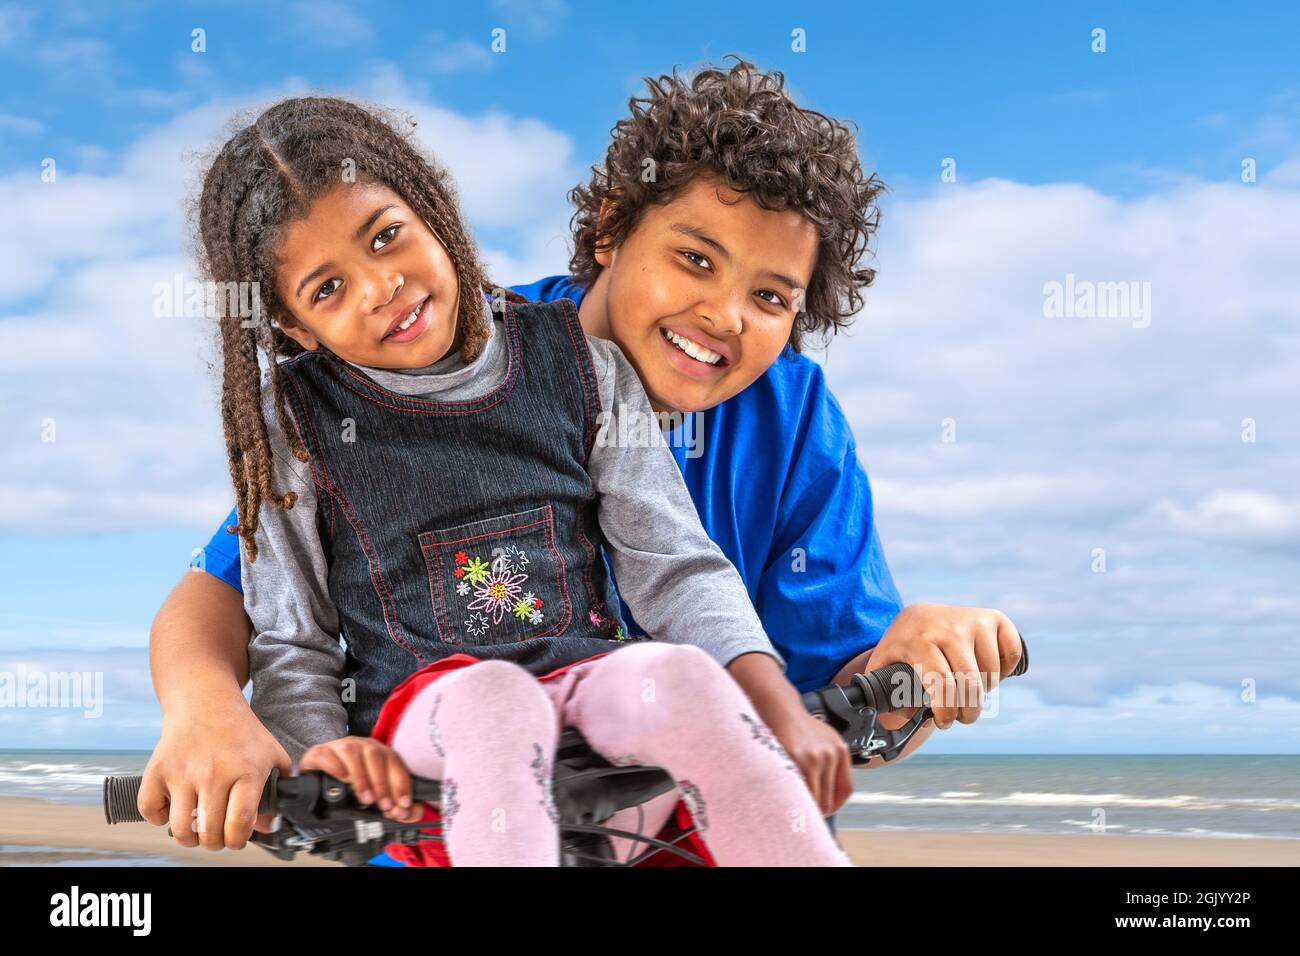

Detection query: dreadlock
xmin=191 ymin=96 xmax=527 ymax=563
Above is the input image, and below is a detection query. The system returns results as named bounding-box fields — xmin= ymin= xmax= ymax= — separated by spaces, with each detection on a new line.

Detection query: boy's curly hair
xmin=568 ymin=57 xmax=886 ymax=353
xmin=191 ymin=95 xmax=522 ymax=563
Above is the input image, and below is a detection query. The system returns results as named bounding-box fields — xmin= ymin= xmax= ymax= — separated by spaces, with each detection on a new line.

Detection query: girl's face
xmin=594 ymin=176 xmax=819 ymax=414
xmin=272 ymin=182 xmax=461 ymax=369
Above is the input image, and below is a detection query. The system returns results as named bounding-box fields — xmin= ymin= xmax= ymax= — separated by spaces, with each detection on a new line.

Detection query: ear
xmin=593 ymin=193 xmax=621 ymax=269
xmin=275 ymin=312 xmax=320 ymax=351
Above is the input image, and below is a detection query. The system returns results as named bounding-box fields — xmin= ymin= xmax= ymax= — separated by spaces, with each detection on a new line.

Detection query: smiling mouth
xmin=383 ymin=296 xmax=429 ymax=341
xmin=661 ymin=327 xmax=729 ymax=367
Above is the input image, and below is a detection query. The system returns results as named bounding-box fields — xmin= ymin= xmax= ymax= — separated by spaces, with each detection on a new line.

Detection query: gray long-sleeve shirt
xmin=242 ymin=306 xmax=786 ymax=763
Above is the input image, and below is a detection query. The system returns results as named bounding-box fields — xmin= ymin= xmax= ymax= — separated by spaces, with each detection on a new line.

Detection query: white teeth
xmin=664 ymin=329 xmax=722 ymax=365
xmin=394 ymin=301 xmax=422 ymax=333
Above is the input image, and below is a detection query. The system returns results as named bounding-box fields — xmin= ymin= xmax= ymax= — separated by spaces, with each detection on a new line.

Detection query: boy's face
xmin=272 ymin=182 xmax=461 ymax=370
xmin=595 ymin=176 xmax=819 ymax=414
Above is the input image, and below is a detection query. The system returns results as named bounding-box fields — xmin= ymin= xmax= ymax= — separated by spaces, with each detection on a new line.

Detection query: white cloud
xmin=0 ymin=2 xmax=34 ymax=46
xmin=1153 ymin=491 xmax=1300 ymax=542
xmin=490 ymin=0 xmax=569 ymax=36
xmin=421 ymin=31 xmax=495 ymax=73
xmin=0 ymin=113 xmax=43 ymax=136
xmin=286 ymin=0 xmax=374 ymax=47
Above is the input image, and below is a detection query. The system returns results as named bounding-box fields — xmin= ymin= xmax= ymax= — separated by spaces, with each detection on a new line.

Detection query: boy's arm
xmin=151 ymin=568 xmax=254 ymax=711
xmin=584 ymin=338 xmax=810 ymax=730
xmin=757 ymin=442 xmax=905 ymax=691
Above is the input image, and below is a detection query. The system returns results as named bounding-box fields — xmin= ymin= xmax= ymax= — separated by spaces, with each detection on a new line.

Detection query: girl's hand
xmin=766 ymin=711 xmax=854 ymax=818
xmin=851 ymin=603 xmax=1023 ymax=729
xmin=138 ymin=699 xmax=292 ymax=851
xmin=299 ymin=736 xmax=426 ymax=824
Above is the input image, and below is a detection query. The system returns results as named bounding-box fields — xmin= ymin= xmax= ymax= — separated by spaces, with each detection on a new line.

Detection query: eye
xmin=313 ymin=277 xmax=342 ymax=303
xmin=756 ymin=289 xmax=788 ymax=309
xmin=680 ymin=249 xmax=712 ymax=270
xmin=372 ymin=224 xmax=400 ymax=251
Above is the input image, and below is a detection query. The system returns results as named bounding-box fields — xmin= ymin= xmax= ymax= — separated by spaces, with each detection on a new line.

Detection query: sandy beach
xmin=2 ymin=796 xmax=1296 ymax=867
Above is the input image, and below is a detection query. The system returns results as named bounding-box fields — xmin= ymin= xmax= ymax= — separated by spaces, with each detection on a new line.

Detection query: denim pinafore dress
xmin=277 ymin=297 xmax=639 ymax=737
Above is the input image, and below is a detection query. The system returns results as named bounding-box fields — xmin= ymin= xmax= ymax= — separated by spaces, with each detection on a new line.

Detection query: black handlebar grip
xmin=809 ymin=634 xmax=1030 ymax=716
xmin=103 ymin=768 xmax=280 ymax=825
xmin=856 ymin=661 xmax=928 ymax=714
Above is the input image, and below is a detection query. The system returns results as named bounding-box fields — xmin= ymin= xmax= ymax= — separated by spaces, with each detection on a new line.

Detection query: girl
xmin=196 ymin=95 xmax=852 ymax=867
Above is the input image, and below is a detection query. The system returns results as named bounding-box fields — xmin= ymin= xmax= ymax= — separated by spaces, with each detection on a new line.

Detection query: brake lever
xmin=248 ymin=770 xmax=437 ymax=865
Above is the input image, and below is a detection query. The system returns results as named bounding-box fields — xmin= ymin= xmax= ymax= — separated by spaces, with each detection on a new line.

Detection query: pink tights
xmin=387 ymin=642 xmax=852 ymax=866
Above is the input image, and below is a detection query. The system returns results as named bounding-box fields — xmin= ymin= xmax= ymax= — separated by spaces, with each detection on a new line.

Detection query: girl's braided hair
xmin=568 ymin=57 xmax=886 ymax=353
xmin=191 ymin=95 xmax=524 ymax=563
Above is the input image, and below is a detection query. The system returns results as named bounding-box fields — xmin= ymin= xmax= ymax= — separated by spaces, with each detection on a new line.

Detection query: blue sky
xmin=1 ymin=0 xmax=1297 ymax=753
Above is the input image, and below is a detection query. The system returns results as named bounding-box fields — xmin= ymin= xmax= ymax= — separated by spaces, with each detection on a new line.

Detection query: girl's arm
xmin=239 ymin=385 xmax=350 ymax=765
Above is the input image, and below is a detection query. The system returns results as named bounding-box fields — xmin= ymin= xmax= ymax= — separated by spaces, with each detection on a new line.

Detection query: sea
xmin=1 ymin=751 xmax=1296 ymax=865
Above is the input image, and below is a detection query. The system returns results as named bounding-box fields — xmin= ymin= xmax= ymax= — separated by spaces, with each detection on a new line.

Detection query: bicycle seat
xmin=551 ymin=726 xmax=677 ymax=825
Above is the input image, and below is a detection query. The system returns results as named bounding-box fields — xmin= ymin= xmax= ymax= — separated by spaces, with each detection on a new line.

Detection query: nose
xmin=698 ymin=290 xmax=744 ymax=337
xmin=360 ymin=269 xmax=404 ymax=315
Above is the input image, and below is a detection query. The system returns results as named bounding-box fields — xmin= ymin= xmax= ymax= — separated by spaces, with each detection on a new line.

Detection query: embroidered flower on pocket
xmin=512 ymin=598 xmax=544 ymax=624
xmin=467 ymin=554 xmax=530 ymax=624
xmin=502 ymin=544 xmax=530 ymax=570
xmin=461 ymin=556 xmax=491 ymax=586
xmin=445 ymin=544 xmax=554 ymax=640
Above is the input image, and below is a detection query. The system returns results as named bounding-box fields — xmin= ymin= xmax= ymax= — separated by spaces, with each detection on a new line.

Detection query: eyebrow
xmin=669 ymin=221 xmax=805 ymax=292
xmin=294 ymin=204 xmax=398 ymax=300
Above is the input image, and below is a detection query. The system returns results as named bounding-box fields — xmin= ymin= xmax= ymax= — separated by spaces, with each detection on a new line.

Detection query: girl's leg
xmin=554 ymin=642 xmax=853 ymax=867
xmin=387 ymin=659 xmax=562 ymax=867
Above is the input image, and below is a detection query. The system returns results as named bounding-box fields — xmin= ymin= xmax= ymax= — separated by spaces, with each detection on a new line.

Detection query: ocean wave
xmin=847 ymin=790 xmax=1300 ymax=812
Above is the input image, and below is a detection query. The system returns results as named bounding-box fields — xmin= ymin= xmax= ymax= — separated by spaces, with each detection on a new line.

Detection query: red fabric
xmin=371 ymin=653 xmax=716 ymax=868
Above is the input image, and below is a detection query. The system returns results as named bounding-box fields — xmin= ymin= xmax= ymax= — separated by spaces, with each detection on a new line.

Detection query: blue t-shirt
xmin=194 ymin=275 xmax=903 ymax=692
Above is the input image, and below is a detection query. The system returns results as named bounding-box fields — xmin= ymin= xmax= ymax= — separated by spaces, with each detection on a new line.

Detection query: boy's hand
xmin=138 ymin=699 xmax=291 ymax=851
xmin=765 ymin=711 xmax=854 ymax=817
xmin=299 ymin=736 xmax=426 ymax=824
xmin=860 ymin=604 xmax=1022 ymax=729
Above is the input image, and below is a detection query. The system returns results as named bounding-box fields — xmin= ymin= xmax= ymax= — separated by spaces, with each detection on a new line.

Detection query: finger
xmin=914 ymin=644 xmax=958 ymax=729
xmin=166 ymin=783 xmax=200 ymax=849
xmin=974 ymin=614 xmax=1004 ymax=694
xmin=223 ymin=774 xmax=266 ymax=850
xmin=195 ymin=780 xmax=233 ymax=850
xmin=940 ymin=634 xmax=985 ymax=725
xmin=834 ymin=743 xmax=854 ymax=813
xmin=387 ymin=799 xmax=425 ymax=823
xmin=817 ymin=752 xmax=836 ymax=817
xmin=343 ymin=747 xmax=376 ymax=804
xmin=361 ymin=746 xmax=393 ymax=808
xmin=300 ymin=747 xmax=348 ymax=779
xmin=997 ymin=614 xmax=1023 ymax=679
xmin=383 ymin=753 xmax=413 ymax=817
xmin=136 ymin=767 xmax=171 ymax=827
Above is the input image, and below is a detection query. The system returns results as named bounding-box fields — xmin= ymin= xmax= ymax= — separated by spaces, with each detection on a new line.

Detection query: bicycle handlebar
xmin=104 ymin=635 xmax=1030 ymax=849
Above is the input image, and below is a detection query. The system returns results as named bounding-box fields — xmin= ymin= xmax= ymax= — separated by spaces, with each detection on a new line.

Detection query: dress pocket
xmin=418 ymin=505 xmax=572 ymax=647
